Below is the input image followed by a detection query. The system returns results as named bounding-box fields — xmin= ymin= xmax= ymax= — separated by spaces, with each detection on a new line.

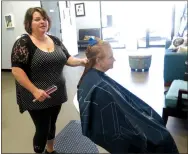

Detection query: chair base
xmin=162 ymin=107 xmax=188 ymax=125
xmin=131 ymin=68 xmax=149 ymax=72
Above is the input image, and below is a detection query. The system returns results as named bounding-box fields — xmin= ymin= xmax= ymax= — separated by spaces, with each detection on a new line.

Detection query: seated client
xmin=77 ymin=38 xmax=179 ymax=154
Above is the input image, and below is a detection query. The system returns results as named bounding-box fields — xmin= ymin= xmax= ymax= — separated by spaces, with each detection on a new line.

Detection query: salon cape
xmin=77 ymin=68 xmax=179 ymax=154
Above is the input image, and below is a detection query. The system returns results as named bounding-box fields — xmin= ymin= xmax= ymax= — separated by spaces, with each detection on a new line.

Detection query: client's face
xmin=98 ymin=46 xmax=115 ymax=72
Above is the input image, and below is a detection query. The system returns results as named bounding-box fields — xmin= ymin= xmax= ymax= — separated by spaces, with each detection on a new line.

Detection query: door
xmin=100 ymin=1 xmax=126 ymax=49
xmin=41 ymin=1 xmax=62 ymax=41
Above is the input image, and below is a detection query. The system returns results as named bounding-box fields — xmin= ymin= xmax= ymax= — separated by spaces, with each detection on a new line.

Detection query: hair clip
xmin=88 ymin=38 xmax=98 ymax=46
xmin=98 ymin=40 xmax=104 ymax=44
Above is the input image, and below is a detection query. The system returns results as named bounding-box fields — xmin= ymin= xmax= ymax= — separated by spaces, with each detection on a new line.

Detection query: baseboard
xmin=1 ymin=69 xmax=11 ymax=72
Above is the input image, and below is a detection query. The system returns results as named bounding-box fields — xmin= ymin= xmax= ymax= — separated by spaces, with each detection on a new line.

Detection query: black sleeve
xmin=60 ymin=42 xmax=71 ymax=60
xmin=11 ymin=36 xmax=29 ymax=70
xmin=49 ymin=35 xmax=71 ymax=59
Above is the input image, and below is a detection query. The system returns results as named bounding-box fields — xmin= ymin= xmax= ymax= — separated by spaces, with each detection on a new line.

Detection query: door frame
xmin=99 ymin=1 xmax=126 ymax=49
xmin=40 ymin=1 xmax=63 ymax=41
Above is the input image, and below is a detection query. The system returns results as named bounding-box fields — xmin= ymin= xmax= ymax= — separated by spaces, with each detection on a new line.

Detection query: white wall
xmin=72 ymin=1 xmax=101 ymax=40
xmin=59 ymin=1 xmax=78 ymax=55
xmin=2 ymin=1 xmax=41 ymax=69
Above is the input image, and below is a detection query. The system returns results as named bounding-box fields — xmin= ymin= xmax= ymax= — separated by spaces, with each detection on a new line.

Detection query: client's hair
xmin=77 ymin=38 xmax=110 ymax=87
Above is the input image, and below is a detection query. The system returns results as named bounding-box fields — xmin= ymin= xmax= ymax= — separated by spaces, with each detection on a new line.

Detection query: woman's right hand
xmin=32 ymin=89 xmax=51 ymax=102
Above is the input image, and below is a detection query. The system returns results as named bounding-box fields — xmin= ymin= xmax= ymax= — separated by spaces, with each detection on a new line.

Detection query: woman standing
xmin=11 ymin=7 xmax=87 ymax=154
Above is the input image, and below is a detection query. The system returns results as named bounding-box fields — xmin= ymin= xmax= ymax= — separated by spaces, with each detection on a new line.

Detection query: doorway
xmin=100 ymin=1 xmax=126 ymax=49
xmin=41 ymin=1 xmax=62 ymax=41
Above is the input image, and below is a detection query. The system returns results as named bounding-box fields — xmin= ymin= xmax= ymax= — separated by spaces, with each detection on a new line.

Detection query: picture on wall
xmin=4 ymin=14 xmax=14 ymax=28
xmin=75 ymin=3 xmax=85 ymax=17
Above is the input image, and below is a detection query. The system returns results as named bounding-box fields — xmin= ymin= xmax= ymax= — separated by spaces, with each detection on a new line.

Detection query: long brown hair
xmin=77 ymin=39 xmax=110 ymax=87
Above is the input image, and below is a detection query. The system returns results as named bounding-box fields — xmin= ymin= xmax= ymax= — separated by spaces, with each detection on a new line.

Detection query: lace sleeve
xmin=11 ymin=36 xmax=29 ymax=69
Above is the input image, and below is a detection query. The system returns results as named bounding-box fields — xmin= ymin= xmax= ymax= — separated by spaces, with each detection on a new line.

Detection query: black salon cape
xmin=77 ymin=68 xmax=179 ymax=154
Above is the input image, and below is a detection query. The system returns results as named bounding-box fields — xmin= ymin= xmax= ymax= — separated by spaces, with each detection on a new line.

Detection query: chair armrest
xmin=177 ymin=89 xmax=188 ymax=109
xmin=178 ymin=89 xmax=188 ymax=96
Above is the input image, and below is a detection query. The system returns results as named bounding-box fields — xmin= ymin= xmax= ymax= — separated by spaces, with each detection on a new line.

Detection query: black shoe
xmin=44 ymin=149 xmax=59 ymax=154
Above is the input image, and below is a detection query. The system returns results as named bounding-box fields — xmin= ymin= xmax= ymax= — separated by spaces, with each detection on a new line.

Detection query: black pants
xmin=28 ymin=105 xmax=62 ymax=153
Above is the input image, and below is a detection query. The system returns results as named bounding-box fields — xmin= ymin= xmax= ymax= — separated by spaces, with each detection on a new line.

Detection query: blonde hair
xmin=77 ymin=38 xmax=110 ymax=87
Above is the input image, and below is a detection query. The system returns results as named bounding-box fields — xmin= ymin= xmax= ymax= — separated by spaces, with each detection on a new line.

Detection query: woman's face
xmin=31 ymin=11 xmax=48 ymax=34
xmin=98 ymin=46 xmax=115 ymax=72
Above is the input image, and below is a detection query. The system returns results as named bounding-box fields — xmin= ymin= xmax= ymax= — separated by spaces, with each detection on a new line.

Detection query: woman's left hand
xmin=80 ymin=58 xmax=89 ymax=66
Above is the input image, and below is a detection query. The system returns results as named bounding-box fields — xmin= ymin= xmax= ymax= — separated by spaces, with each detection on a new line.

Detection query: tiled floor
xmin=2 ymin=48 xmax=188 ymax=153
